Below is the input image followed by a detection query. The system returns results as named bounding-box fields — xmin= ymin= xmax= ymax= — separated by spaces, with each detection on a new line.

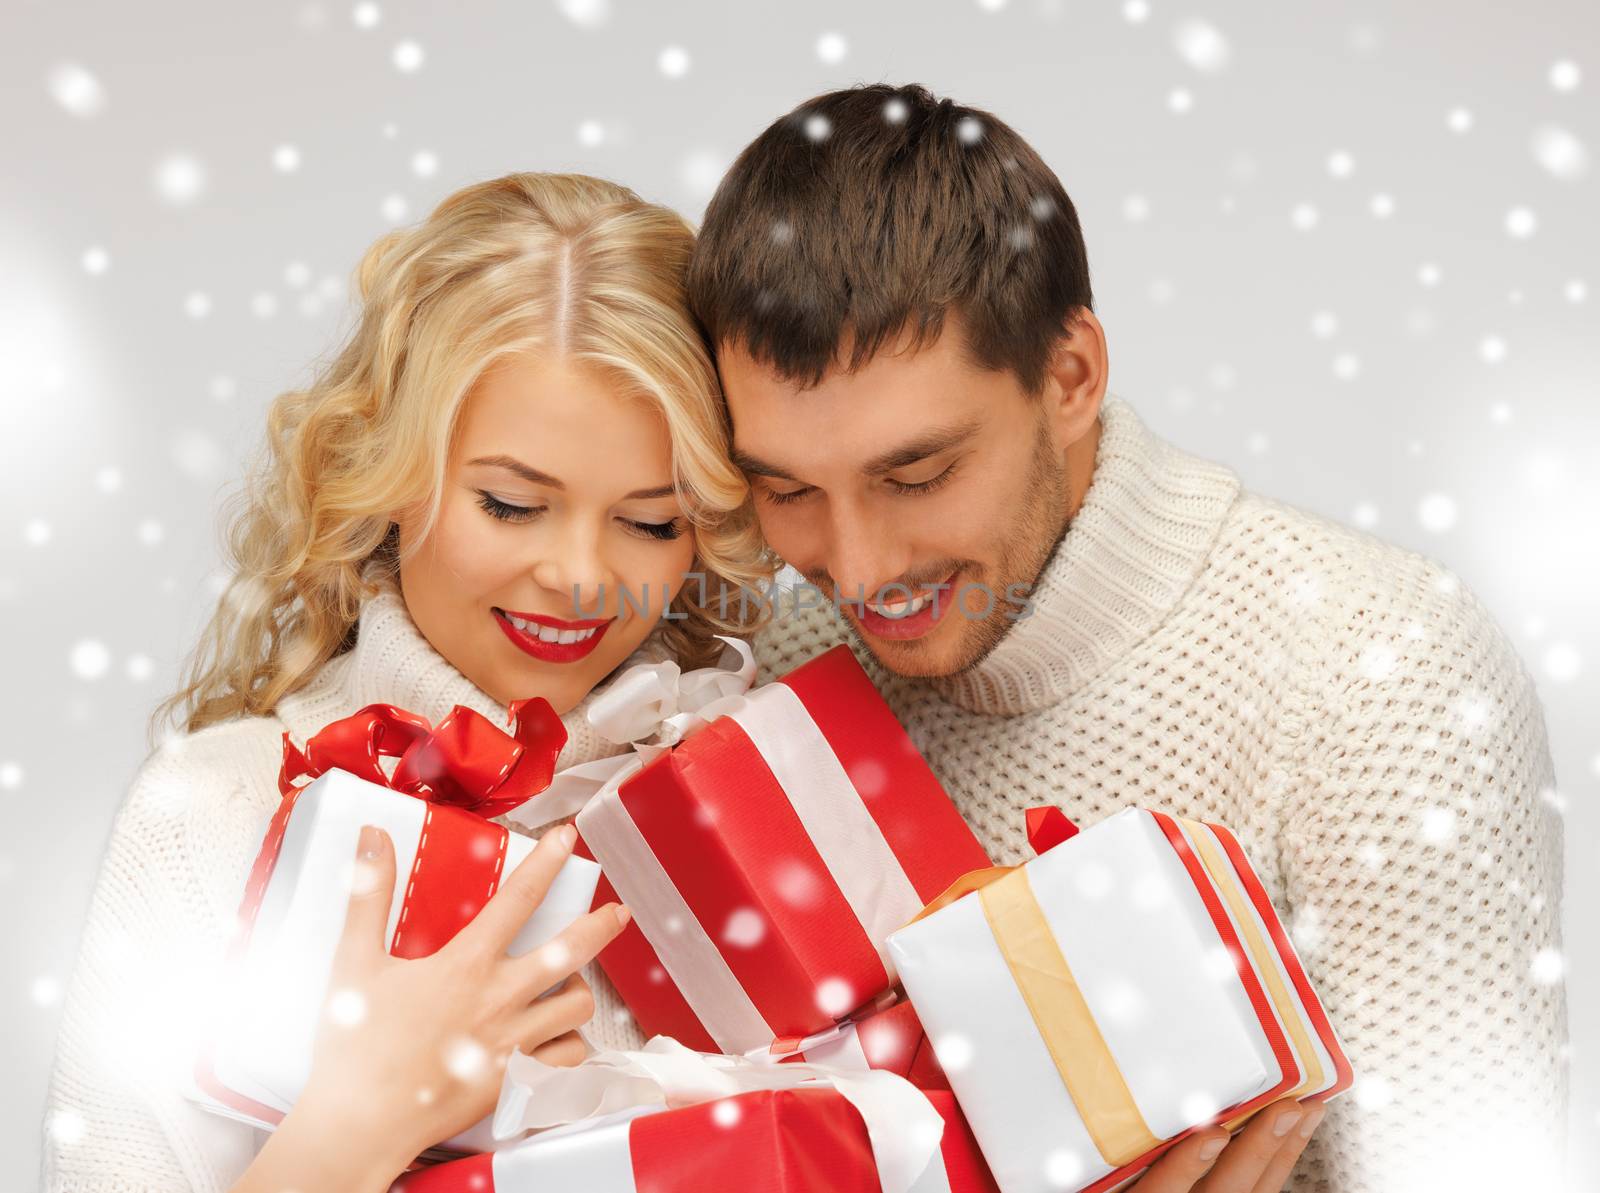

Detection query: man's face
xmin=721 ymin=319 xmax=1083 ymax=679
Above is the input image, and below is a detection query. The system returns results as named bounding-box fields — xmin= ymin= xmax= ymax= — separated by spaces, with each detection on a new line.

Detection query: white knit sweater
xmin=749 ymin=397 xmax=1569 ymax=1192
xmin=40 ymin=584 xmax=648 ymax=1193
xmin=43 ymin=398 xmax=1568 ymax=1193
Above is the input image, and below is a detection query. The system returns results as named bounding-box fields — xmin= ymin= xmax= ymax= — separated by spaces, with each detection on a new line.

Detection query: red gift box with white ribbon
xmin=512 ymin=642 xmax=992 ymax=1055
xmin=386 ymin=1035 xmax=994 ymax=1193
xmin=765 ymin=996 xmax=950 ymax=1092
xmin=188 ymin=698 xmax=599 ymax=1154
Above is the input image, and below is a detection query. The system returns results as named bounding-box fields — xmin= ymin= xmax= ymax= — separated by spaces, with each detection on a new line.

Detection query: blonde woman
xmin=41 ymin=173 xmax=771 ymax=1193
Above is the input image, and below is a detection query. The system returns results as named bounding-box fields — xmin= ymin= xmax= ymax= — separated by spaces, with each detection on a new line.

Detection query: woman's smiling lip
xmin=492 ymin=607 xmax=613 ymax=663
xmin=500 ymin=608 xmax=612 ymax=629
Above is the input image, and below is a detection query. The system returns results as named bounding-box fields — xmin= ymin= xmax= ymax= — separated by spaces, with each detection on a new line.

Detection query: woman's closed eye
xmin=621 ymin=516 xmax=687 ymax=542
xmin=477 ymin=491 xmax=544 ymax=523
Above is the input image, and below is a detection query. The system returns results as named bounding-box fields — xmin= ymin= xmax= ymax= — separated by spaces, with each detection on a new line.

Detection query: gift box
xmin=767 ymin=997 xmax=950 ymax=1092
xmin=513 ymin=642 xmax=992 ymax=1054
xmin=391 ymin=1087 xmax=995 ymax=1193
xmin=887 ymin=807 xmax=1354 ymax=1193
xmin=189 ymin=699 xmax=599 ymax=1153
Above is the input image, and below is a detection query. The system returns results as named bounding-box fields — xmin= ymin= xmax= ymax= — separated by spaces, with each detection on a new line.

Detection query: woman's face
xmin=397 ymin=352 xmax=696 ymax=714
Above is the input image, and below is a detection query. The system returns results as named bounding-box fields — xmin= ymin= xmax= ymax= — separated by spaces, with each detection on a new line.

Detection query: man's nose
xmin=825 ymin=501 xmax=913 ymax=605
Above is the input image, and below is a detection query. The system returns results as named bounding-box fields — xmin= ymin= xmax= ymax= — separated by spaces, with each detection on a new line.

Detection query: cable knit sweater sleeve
xmin=1276 ymin=533 xmax=1567 ymax=1191
xmin=42 ymin=727 xmax=281 ymax=1193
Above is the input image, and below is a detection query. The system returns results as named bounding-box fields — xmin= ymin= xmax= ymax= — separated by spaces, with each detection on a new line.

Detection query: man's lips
xmin=492 ymin=607 xmax=612 ymax=663
xmin=850 ymin=572 xmax=961 ymax=642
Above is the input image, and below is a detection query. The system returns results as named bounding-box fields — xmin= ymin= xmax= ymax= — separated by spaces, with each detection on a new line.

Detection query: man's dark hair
xmin=687 ymin=83 xmax=1093 ymax=394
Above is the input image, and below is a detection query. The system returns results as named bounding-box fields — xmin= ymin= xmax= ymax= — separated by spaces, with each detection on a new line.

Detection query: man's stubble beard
xmin=843 ymin=415 xmax=1073 ymax=680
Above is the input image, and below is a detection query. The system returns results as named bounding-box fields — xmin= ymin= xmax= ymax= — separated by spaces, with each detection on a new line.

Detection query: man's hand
xmin=1129 ymin=1098 xmax=1326 ymax=1193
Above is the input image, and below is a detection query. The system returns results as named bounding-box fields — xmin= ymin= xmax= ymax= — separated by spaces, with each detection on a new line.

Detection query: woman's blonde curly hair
xmin=157 ymin=172 xmax=772 ymax=736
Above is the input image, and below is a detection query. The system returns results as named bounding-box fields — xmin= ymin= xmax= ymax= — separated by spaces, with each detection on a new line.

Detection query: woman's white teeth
xmin=867 ymin=591 xmax=933 ymax=619
xmin=505 ymin=613 xmax=598 ymax=643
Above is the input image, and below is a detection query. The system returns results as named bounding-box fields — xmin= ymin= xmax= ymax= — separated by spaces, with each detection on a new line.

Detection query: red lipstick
xmin=493 ymin=607 xmax=612 ymax=664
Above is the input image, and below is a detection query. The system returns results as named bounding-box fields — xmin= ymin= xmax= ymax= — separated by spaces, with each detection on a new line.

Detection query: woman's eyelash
xmin=476 ymin=492 xmax=544 ymax=523
xmin=624 ymin=517 xmax=687 ymax=542
xmin=479 ymin=492 xmax=684 ymax=542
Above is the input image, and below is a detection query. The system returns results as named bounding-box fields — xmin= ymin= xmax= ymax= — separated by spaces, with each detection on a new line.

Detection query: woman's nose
xmin=531 ymin=523 xmax=616 ymax=617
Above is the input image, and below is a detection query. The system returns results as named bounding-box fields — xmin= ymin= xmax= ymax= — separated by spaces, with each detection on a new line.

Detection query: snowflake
xmin=1530 ymin=126 xmax=1588 ymax=181
xmin=392 ymin=40 xmax=424 ymax=73
xmin=48 ymin=63 xmax=105 ymax=117
xmin=352 ymin=2 xmax=381 ymax=29
xmin=658 ymin=45 xmax=690 ymax=79
xmin=1173 ymin=20 xmax=1231 ymax=74
xmin=69 ymin=639 xmax=111 ymax=680
xmin=1548 ymin=60 xmax=1581 ymax=92
xmin=272 ymin=144 xmax=302 ymax=173
xmin=1417 ymin=493 xmax=1458 ymax=533
xmin=81 ymin=246 xmax=110 ymax=275
xmin=815 ymin=32 xmax=847 ymax=64
xmin=153 ymin=153 xmax=207 ymax=205
xmin=1529 ymin=947 xmax=1565 ymax=985
xmin=411 ymin=150 xmax=438 ymax=178
xmin=722 ymin=908 xmax=765 ymax=948
xmin=1504 ymin=206 xmax=1537 ymax=239
xmin=1541 ymin=643 xmax=1581 ymax=683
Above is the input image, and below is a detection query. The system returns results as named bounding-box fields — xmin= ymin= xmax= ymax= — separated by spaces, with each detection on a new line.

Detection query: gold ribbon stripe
xmin=977 ymin=866 xmax=1161 ymax=1168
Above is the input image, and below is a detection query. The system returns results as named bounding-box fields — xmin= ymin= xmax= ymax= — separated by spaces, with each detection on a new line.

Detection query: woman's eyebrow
xmin=469 ymin=455 xmax=676 ymax=501
xmin=468 ymin=454 xmax=564 ymax=489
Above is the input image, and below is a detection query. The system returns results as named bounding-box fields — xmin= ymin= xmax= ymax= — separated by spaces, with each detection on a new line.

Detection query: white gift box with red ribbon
xmin=888 ymin=807 xmax=1353 ymax=1193
xmin=187 ymin=698 xmax=599 ymax=1156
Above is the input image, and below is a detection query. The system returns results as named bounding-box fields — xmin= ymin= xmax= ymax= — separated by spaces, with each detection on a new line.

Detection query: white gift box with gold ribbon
xmin=887 ymin=807 xmax=1352 ymax=1193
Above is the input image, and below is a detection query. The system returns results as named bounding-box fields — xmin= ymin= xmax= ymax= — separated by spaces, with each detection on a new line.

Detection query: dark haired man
xmin=689 ymin=85 xmax=1566 ymax=1191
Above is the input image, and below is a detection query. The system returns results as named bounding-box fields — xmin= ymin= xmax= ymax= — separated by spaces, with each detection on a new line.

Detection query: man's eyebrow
xmin=861 ymin=419 xmax=982 ymax=475
xmin=729 ymin=449 xmax=800 ymax=481
xmin=470 ymin=455 xmax=677 ymax=501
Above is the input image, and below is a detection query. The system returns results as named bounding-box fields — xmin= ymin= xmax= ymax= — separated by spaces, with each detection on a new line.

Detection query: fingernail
xmin=1198 ymin=1136 xmax=1226 ymax=1162
xmin=357 ymin=825 xmax=380 ymax=859
xmin=613 ymin=903 xmax=632 ymax=928
xmin=1273 ymin=1108 xmax=1303 ymax=1137
xmin=1298 ymin=1106 xmax=1326 ymax=1139
xmin=554 ymin=824 xmax=577 ymax=851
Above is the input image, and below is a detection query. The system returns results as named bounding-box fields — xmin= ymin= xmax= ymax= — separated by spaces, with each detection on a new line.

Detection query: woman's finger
xmin=1249 ymin=1102 xmax=1326 ymax=1193
xmin=453 ymin=825 xmax=578 ymax=957
xmin=1128 ymin=1128 xmax=1229 ymax=1191
xmin=526 ymin=1029 xmax=589 ymax=1068
xmin=508 ymin=972 xmax=598 ymax=1048
xmin=1195 ymin=1100 xmax=1306 ymax=1192
xmin=507 ymin=902 xmax=630 ymax=997
xmin=331 ymin=825 xmax=396 ymax=977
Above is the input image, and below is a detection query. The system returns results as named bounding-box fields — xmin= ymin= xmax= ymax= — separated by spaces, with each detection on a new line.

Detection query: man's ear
xmin=1041 ymin=307 xmax=1107 ymax=450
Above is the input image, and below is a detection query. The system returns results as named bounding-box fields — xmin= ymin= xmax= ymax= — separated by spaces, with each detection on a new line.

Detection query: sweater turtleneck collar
xmin=931 ymin=396 xmax=1241 ymax=717
xmin=274 ymin=577 xmax=620 ymax=772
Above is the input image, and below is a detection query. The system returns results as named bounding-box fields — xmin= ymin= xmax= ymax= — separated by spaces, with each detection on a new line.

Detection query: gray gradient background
xmin=3 ymin=0 xmax=1596 ymax=1188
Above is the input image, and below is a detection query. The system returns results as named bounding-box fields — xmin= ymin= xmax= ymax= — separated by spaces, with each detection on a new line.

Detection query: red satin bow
xmin=277 ymin=697 xmax=569 ymax=820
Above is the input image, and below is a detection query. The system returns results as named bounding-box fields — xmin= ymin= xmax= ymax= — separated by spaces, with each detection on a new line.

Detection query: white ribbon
xmin=492 ymin=1035 xmax=948 ymax=1193
xmin=506 ymin=636 xmax=757 ymax=831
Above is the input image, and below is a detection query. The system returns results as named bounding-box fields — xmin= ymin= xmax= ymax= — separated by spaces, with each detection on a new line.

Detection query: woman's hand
xmin=233 ymin=822 xmax=628 ymax=1193
xmin=1128 ymin=1097 xmax=1327 ymax=1193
